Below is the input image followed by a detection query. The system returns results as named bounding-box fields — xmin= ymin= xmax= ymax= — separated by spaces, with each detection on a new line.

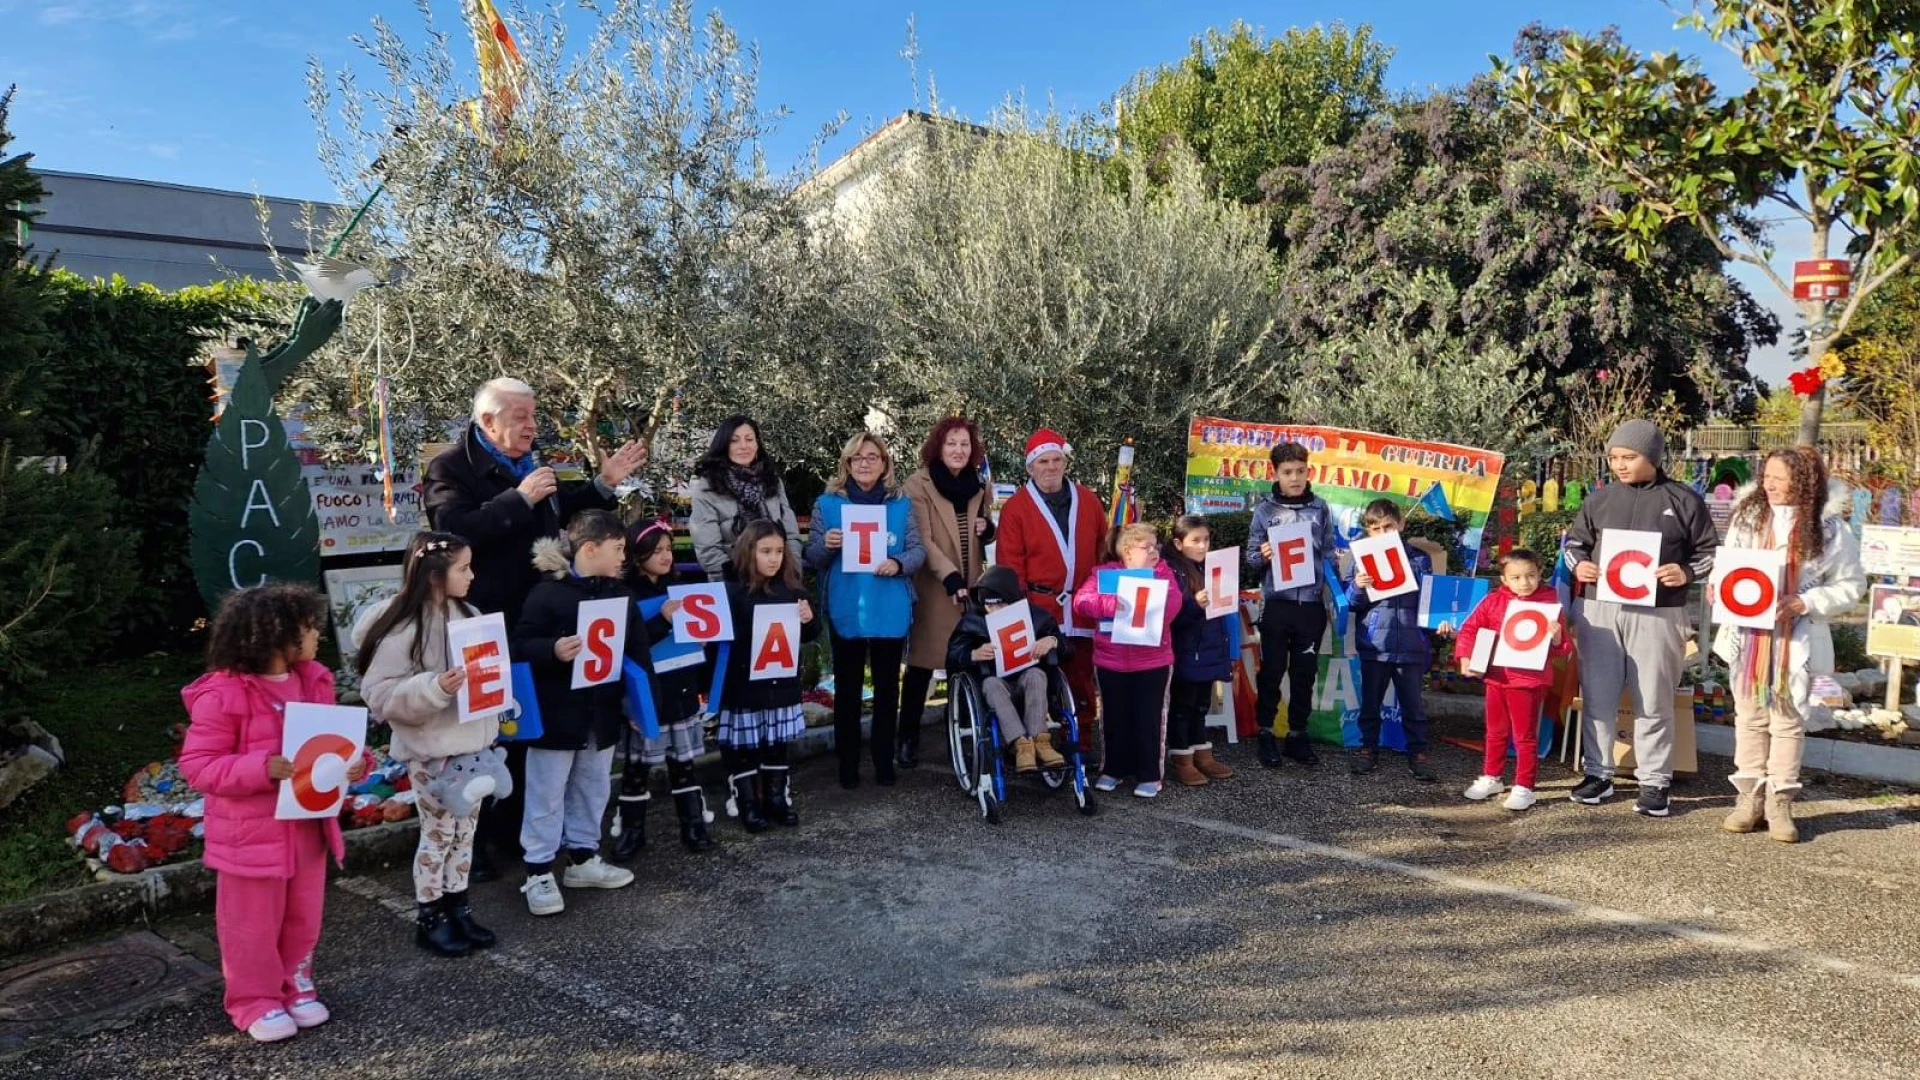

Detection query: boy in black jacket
xmin=511 ymin=510 xmax=651 ymax=915
xmin=947 ymin=566 xmax=1068 ymax=774
xmin=1563 ymin=420 xmax=1718 ymax=818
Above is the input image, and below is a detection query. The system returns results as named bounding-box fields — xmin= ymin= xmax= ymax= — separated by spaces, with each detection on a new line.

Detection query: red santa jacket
xmin=996 ymin=481 xmax=1108 ymax=638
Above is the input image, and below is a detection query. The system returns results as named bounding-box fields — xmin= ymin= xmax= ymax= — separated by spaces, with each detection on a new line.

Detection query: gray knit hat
xmin=1607 ymin=419 xmax=1665 ymax=469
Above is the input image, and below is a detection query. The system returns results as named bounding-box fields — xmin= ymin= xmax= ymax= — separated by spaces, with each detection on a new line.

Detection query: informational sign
xmin=1185 ymin=418 xmax=1504 ymax=572
xmin=570 ymin=597 xmax=630 ymax=689
xmin=1791 ymin=258 xmax=1851 ymax=301
xmin=447 ymin=612 xmax=514 ymax=723
xmin=1492 ymin=600 xmax=1560 ymax=672
xmin=323 ymin=565 xmax=403 ymax=657
xmin=1350 ymin=534 xmax=1419 ymax=601
xmin=1711 ymin=548 xmax=1787 ymax=631
xmin=276 ymin=703 xmax=366 ymax=820
xmin=749 ymin=604 xmax=801 ymax=681
xmin=1596 ymin=529 xmax=1662 ymax=607
xmin=1266 ymin=522 xmax=1318 ymax=593
xmin=667 ymin=583 xmax=734 ymax=643
xmin=984 ymin=598 xmax=1039 ymax=678
xmin=1867 ymin=585 xmax=1920 ymax=661
xmin=1204 ymin=547 xmax=1241 ymax=620
xmin=839 ymin=504 xmax=890 ymax=574
xmin=1860 ymin=525 xmax=1920 ymax=579
xmin=1111 ymin=576 xmax=1169 ymax=647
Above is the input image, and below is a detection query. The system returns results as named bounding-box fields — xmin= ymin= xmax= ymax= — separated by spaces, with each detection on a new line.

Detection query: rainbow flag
xmin=1108 ymin=440 xmax=1138 ymax=529
xmin=468 ymin=0 xmax=525 ymax=128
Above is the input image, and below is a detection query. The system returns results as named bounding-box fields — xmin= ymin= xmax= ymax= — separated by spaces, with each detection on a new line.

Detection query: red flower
xmin=1787 ymin=367 xmax=1825 ymax=397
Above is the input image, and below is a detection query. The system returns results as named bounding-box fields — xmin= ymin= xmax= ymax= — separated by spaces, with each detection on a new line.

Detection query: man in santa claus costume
xmin=995 ymin=429 xmax=1109 ymax=762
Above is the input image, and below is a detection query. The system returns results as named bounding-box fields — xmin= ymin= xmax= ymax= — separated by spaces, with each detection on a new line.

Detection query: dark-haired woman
xmin=898 ymin=417 xmax=995 ymax=768
xmin=688 ymin=415 xmax=802 ymax=581
xmin=1711 ymin=447 xmax=1864 ymax=843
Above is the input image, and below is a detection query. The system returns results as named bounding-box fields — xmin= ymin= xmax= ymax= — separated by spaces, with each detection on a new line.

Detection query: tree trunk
xmin=1797 ymin=334 xmax=1827 ymax=449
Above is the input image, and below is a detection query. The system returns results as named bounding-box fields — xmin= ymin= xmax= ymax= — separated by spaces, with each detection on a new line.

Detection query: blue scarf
xmin=474 ymin=424 xmax=537 ymax=481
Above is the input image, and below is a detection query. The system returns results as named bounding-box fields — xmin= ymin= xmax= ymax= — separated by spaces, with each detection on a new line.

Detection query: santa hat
xmin=1024 ymin=428 xmax=1072 ymax=467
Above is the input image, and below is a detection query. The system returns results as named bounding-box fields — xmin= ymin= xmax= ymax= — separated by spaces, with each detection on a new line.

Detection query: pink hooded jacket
xmin=1071 ymin=559 xmax=1185 ymax=674
xmin=178 ymin=661 xmax=347 ymax=879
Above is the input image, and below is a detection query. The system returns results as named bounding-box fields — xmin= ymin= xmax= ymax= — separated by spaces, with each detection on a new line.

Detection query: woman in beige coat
xmin=898 ymin=417 xmax=995 ymax=768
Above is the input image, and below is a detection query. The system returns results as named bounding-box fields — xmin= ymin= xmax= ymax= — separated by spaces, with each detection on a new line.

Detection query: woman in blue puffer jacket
xmin=804 ymin=432 xmax=927 ymax=791
xmin=1164 ymin=516 xmax=1238 ymax=787
xmin=1345 ymin=500 xmax=1437 ymax=781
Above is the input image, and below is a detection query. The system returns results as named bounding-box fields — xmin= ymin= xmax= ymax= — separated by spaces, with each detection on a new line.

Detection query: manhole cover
xmin=0 ymin=931 xmax=215 ymax=1041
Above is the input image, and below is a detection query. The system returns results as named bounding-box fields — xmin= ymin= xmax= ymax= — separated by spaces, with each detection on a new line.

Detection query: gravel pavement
xmin=12 ymin=733 xmax=1920 ymax=1080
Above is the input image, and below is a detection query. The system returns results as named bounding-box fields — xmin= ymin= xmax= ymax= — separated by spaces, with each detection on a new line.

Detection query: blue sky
xmin=3 ymin=0 xmax=1797 ymax=379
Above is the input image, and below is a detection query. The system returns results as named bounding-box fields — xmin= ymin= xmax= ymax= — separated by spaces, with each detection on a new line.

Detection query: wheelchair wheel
xmin=1074 ymin=781 xmax=1097 ymax=816
xmin=1039 ymin=730 xmax=1068 ymax=790
xmin=948 ymin=674 xmax=984 ymax=795
xmin=979 ymin=787 xmax=1002 ymax=824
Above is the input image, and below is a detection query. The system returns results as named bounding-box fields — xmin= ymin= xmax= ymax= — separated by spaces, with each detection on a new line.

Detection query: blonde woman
xmin=803 ymin=433 xmax=927 ymax=789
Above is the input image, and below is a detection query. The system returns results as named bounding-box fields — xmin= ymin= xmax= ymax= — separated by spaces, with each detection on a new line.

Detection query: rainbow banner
xmin=1184 ymin=417 xmax=1505 ymax=573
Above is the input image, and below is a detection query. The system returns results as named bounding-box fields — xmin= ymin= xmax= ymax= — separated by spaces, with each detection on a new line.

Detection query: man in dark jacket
xmin=424 ymin=377 xmax=648 ymax=876
xmin=1563 ymin=419 xmax=1718 ymax=818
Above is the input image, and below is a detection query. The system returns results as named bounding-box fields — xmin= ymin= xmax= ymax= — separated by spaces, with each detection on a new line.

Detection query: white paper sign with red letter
xmin=1596 ymin=529 xmax=1662 ymax=607
xmin=840 ymin=505 xmax=889 ymax=574
xmin=571 ymin=596 xmax=629 ymax=689
xmin=276 ymin=703 xmax=367 ymax=820
xmin=1351 ymin=534 xmax=1419 ymax=601
xmin=1492 ymin=600 xmax=1560 ymax=672
xmin=749 ymin=603 xmax=801 ymax=681
xmin=984 ymin=599 xmax=1039 ymax=678
xmin=447 ymin=612 xmax=513 ymax=723
xmin=1112 ymin=576 xmax=1169 ymax=647
xmin=1266 ymin=522 xmax=1316 ymax=593
xmin=1205 ymin=547 xmax=1240 ymax=620
xmin=1712 ymin=548 xmax=1787 ymax=630
xmin=667 ymin=583 xmax=733 ymax=644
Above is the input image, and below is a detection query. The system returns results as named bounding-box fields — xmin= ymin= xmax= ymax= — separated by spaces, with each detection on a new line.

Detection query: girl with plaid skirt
xmin=717 ymin=519 xmax=820 ymax=833
xmin=614 ymin=519 xmax=718 ymax=859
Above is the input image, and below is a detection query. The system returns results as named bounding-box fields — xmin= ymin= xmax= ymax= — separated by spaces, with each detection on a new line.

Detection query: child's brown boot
xmin=1012 ymin=737 xmax=1037 ymax=774
xmin=1033 ymin=734 xmax=1066 ymax=770
xmin=1192 ymin=744 xmax=1235 ymax=780
xmin=1168 ymin=753 xmax=1208 ymax=787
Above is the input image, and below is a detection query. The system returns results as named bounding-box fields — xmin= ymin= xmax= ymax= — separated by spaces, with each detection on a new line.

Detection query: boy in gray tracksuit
xmin=1563 ymin=420 xmax=1717 ymax=817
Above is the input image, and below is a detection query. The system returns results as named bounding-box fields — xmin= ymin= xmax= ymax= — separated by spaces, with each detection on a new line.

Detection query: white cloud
xmin=38 ymin=5 xmax=85 ymax=25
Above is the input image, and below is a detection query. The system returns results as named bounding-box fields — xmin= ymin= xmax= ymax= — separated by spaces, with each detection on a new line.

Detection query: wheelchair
xmin=946 ymin=664 xmax=1097 ymax=823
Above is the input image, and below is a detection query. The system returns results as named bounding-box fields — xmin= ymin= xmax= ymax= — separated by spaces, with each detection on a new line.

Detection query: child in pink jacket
xmin=179 ymin=583 xmax=367 ymax=1043
xmin=1073 ymin=523 xmax=1184 ymax=798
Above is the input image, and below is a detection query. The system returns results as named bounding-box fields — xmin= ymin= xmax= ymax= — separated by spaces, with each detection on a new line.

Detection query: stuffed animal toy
xmin=427 ymin=746 xmax=514 ymax=817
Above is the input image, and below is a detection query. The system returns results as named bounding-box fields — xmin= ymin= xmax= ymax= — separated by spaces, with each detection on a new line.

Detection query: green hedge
xmin=36 ymin=272 xmax=286 ymax=643
xmin=0 ymin=448 xmax=137 ymax=695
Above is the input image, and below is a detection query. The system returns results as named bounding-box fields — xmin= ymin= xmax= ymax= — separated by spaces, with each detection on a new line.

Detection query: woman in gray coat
xmin=687 ymin=415 xmax=801 ymax=581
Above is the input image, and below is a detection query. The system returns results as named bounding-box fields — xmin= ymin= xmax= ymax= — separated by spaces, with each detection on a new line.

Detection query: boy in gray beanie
xmin=1561 ymin=418 xmax=1718 ymax=817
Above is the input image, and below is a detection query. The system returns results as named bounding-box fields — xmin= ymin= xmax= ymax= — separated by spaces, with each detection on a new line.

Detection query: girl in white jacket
xmin=1711 ymin=448 xmax=1866 ymax=843
xmin=354 ymin=532 xmax=499 ymax=953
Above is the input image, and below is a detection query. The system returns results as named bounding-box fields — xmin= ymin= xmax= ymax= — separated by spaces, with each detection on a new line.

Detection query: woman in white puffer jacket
xmin=1711 ymin=447 xmax=1866 ymax=843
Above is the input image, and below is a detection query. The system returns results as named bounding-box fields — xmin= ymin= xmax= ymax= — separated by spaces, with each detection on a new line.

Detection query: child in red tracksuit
xmin=179 ymin=583 xmax=368 ymax=1043
xmin=1452 ymin=549 xmax=1571 ymax=812
xmin=1072 ymin=522 xmax=1184 ymax=798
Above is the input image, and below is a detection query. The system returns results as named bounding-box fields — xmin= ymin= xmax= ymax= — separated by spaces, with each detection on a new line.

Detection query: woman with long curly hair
xmin=1711 ymin=447 xmax=1865 ymax=843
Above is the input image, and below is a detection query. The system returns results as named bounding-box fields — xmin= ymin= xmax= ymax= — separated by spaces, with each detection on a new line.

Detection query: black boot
xmin=469 ymin=841 xmax=499 ymax=883
xmin=896 ymin=719 xmax=920 ymax=769
xmin=727 ymin=770 xmax=770 ymax=834
xmin=1256 ymin=730 xmax=1283 ymax=768
xmin=612 ymin=792 xmax=649 ymax=863
xmin=442 ymin=889 xmax=495 ymax=950
xmin=415 ymin=899 xmax=471 ymax=957
xmin=1282 ymin=733 xmax=1320 ymax=767
xmin=761 ymin=765 xmax=800 ymax=827
xmin=673 ymin=785 xmax=716 ymax=853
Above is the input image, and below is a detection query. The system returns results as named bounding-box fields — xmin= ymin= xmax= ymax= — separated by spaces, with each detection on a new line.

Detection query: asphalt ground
xmin=12 ymin=731 xmax=1920 ymax=1080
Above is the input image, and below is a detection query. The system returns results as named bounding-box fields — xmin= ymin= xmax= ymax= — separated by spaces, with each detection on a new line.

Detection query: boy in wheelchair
xmin=946 ymin=566 xmax=1069 ymax=774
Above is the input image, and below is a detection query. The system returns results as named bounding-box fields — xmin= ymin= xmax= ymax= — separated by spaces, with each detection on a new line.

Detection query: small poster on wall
xmin=1866 ymin=585 xmax=1920 ymax=661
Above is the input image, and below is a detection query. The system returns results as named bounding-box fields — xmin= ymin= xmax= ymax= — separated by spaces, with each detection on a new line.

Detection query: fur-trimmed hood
xmin=531 ymin=536 xmax=572 ymax=578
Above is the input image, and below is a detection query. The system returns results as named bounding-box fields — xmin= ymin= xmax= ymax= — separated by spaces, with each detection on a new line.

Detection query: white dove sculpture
xmin=290 ymin=255 xmax=383 ymax=304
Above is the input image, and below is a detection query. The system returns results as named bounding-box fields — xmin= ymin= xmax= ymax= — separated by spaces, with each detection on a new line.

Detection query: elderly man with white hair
xmin=424 ymin=377 xmax=647 ymax=879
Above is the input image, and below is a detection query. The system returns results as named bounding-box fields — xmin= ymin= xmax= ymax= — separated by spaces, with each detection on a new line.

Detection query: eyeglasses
xmin=850 ymin=453 xmax=884 ymax=464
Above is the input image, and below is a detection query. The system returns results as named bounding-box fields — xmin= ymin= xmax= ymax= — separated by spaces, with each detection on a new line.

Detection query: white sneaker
xmin=521 ymin=872 xmax=565 ymax=916
xmin=1503 ymin=786 xmax=1537 ymax=812
xmin=1463 ymin=775 xmax=1505 ymax=801
xmin=246 ymin=1008 xmax=298 ymax=1043
xmin=561 ymin=855 xmax=634 ymax=890
xmin=1093 ymin=775 xmax=1121 ymax=793
xmin=287 ymin=999 xmax=330 ymax=1029
xmin=1132 ymin=782 xmax=1162 ymax=799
